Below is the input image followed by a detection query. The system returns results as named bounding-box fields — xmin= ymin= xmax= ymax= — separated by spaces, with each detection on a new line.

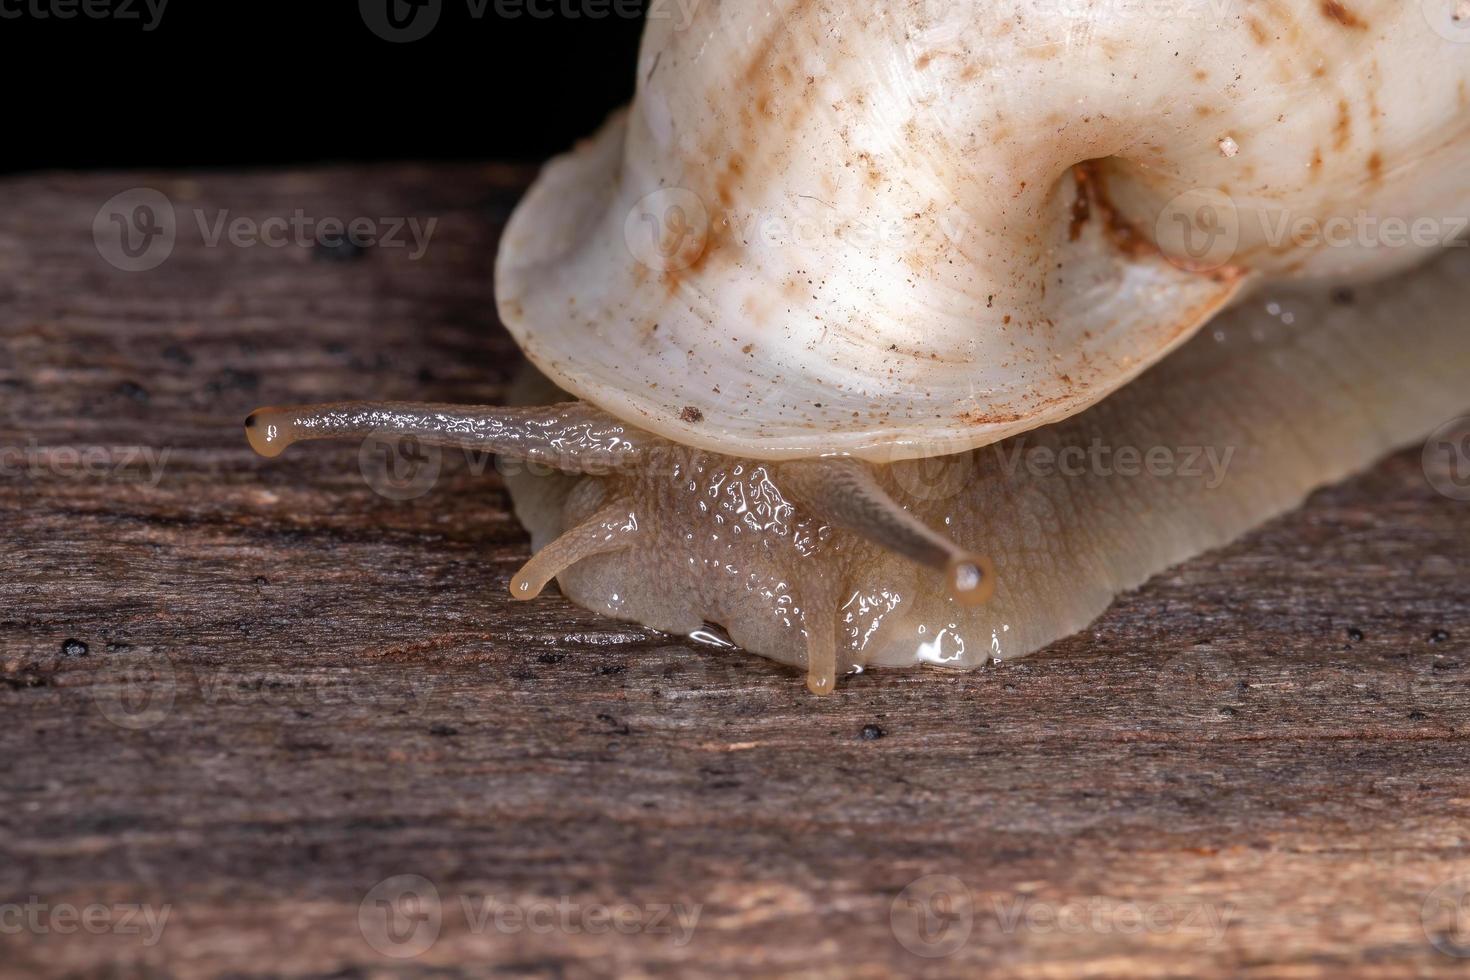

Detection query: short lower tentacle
xmin=799 ymin=575 xmax=843 ymax=696
xmin=509 ymin=497 xmax=638 ymax=600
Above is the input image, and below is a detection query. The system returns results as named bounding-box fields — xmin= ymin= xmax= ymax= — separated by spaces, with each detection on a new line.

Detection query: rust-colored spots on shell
xmin=1072 ymin=162 xmax=1153 ymax=260
xmin=680 ymin=406 xmax=705 ymax=424
xmin=1246 ymin=17 xmax=1271 ymax=45
xmin=1320 ymin=0 xmax=1368 ymax=29
xmin=1333 ymin=100 xmax=1352 ymax=152
xmin=856 ymin=151 xmax=884 ymax=189
xmin=1071 ymin=161 xmax=1246 ymax=281
xmin=656 ymin=224 xmax=714 ymax=301
xmin=1367 ymin=151 xmax=1384 ymax=182
xmin=715 ymin=153 xmax=747 ymax=209
xmin=1068 ymin=167 xmax=1092 ymax=242
xmin=956 ymin=409 xmax=1024 ymax=427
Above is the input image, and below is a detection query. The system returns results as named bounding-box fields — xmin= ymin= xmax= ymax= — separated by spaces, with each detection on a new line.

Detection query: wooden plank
xmin=1 ymin=166 xmax=1468 ymax=979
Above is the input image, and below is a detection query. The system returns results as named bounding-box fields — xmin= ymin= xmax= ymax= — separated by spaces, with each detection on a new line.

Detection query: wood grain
xmin=1 ymin=166 xmax=1468 ymax=979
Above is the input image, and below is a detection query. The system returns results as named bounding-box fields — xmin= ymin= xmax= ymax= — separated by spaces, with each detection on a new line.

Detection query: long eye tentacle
xmin=244 ymin=401 xmax=645 ymax=474
xmin=782 ymin=457 xmax=996 ymax=608
xmin=508 ymin=497 xmax=638 ymax=600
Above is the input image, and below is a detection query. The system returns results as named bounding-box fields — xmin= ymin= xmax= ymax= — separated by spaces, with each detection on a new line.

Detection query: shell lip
xmin=503 ymin=270 xmax=1250 ymax=463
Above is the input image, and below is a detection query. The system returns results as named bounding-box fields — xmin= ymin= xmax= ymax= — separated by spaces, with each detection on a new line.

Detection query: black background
xmin=2 ymin=0 xmax=647 ymax=174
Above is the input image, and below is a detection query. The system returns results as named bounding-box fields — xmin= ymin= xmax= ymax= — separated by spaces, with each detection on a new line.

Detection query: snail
xmin=247 ymin=1 xmax=1470 ymax=693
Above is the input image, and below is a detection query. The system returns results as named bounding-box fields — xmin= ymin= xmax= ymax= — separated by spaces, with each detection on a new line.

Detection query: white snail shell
xmin=494 ymin=0 xmax=1470 ymax=461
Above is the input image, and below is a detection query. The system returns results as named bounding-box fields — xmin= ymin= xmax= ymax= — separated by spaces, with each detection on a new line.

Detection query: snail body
xmin=248 ymin=3 xmax=1470 ymax=692
xmin=501 ymin=250 xmax=1470 ymax=691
